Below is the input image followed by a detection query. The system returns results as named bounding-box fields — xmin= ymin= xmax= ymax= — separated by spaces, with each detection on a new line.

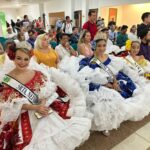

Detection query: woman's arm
xmin=22 ymin=103 xmax=49 ymax=116
xmin=69 ymin=46 xmax=78 ymax=56
xmin=78 ymin=44 xmax=87 ymax=56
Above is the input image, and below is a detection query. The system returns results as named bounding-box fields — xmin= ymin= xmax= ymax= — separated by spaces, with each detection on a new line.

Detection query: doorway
xmin=74 ymin=10 xmax=82 ymax=28
xmin=49 ymin=12 xmax=65 ymax=26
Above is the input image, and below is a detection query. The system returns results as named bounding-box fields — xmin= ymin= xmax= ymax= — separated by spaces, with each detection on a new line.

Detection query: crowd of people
xmin=0 ymin=10 xmax=150 ymax=150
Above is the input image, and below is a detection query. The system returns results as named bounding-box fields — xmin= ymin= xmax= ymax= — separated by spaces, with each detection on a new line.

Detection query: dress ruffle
xmin=59 ymin=55 xmax=150 ymax=131
xmin=0 ymin=57 xmax=91 ymax=150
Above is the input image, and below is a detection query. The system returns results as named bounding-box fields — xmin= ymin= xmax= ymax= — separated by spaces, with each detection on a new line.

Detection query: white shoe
xmin=102 ymin=130 xmax=110 ymax=137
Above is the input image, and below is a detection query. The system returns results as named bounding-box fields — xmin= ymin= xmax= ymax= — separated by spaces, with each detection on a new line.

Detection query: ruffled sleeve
xmin=0 ymin=85 xmax=30 ymax=131
xmin=50 ymin=68 xmax=86 ymax=117
xmin=79 ymin=66 xmax=109 ymax=86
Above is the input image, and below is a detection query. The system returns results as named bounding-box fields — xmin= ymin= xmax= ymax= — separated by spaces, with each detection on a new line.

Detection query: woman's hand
xmin=112 ymin=80 xmax=121 ymax=92
xmin=105 ymin=83 xmax=113 ymax=89
xmin=35 ymin=105 xmax=49 ymax=117
xmin=65 ymin=42 xmax=71 ymax=50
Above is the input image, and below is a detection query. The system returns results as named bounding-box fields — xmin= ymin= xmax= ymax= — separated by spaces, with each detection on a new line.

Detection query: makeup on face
xmin=14 ymin=50 xmax=30 ymax=70
xmin=96 ymin=40 xmax=107 ymax=54
xmin=41 ymin=35 xmax=49 ymax=47
xmin=85 ymin=32 xmax=91 ymax=42
xmin=61 ymin=36 xmax=69 ymax=45
xmin=130 ymin=42 xmax=140 ymax=55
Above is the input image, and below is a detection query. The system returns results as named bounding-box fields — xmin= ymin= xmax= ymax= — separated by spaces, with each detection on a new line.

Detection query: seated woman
xmin=0 ymin=42 xmax=91 ymax=150
xmin=48 ymin=29 xmax=56 ymax=42
xmin=78 ymin=30 xmax=93 ymax=57
xmin=0 ymin=40 xmax=16 ymax=72
xmin=14 ymin=32 xmax=26 ymax=44
xmin=125 ymin=40 xmax=150 ymax=79
xmin=55 ymin=33 xmax=77 ymax=61
xmin=34 ymin=34 xmax=59 ymax=68
xmin=59 ymin=39 xmax=150 ymax=136
xmin=93 ymin=30 xmax=124 ymax=56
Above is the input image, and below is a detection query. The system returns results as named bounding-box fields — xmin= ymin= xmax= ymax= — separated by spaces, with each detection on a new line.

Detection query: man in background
xmin=83 ymin=10 xmax=97 ymax=40
xmin=116 ymin=25 xmax=128 ymax=48
xmin=56 ymin=18 xmax=63 ymax=30
xmin=21 ymin=15 xmax=30 ymax=28
xmin=70 ymin=27 xmax=80 ymax=45
xmin=62 ymin=16 xmax=73 ymax=34
xmin=108 ymin=21 xmax=117 ymax=44
xmin=138 ymin=28 xmax=150 ymax=61
xmin=137 ymin=12 xmax=150 ymax=38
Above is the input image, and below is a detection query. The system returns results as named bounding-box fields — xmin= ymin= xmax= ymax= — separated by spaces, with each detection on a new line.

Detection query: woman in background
xmin=59 ymin=39 xmax=150 ymax=136
xmin=0 ymin=42 xmax=91 ymax=150
xmin=55 ymin=33 xmax=77 ymax=61
xmin=34 ymin=34 xmax=59 ymax=68
xmin=125 ymin=40 xmax=150 ymax=79
xmin=78 ymin=30 xmax=93 ymax=57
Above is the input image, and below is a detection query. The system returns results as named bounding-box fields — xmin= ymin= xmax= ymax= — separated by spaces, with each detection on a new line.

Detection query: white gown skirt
xmin=87 ymin=83 xmax=150 ymax=132
xmin=86 ymin=86 xmax=127 ymax=131
xmin=23 ymin=111 xmax=91 ymax=150
xmin=124 ymin=83 xmax=150 ymax=121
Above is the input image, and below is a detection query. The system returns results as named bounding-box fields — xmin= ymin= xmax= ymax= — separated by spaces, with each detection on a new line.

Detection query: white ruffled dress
xmin=59 ymin=55 xmax=150 ymax=131
xmin=0 ymin=58 xmax=91 ymax=150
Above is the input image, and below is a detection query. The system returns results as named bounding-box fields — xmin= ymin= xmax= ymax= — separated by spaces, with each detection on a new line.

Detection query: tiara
xmin=16 ymin=41 xmax=32 ymax=51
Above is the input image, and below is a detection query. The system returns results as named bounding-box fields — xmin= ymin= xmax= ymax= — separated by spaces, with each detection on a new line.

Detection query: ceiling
xmin=0 ymin=0 xmax=51 ymax=8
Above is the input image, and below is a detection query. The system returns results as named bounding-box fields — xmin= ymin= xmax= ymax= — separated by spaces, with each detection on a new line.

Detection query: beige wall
xmin=122 ymin=4 xmax=150 ymax=28
xmin=0 ymin=8 xmax=18 ymax=23
xmin=100 ymin=3 xmax=150 ymax=29
xmin=18 ymin=4 xmax=40 ymax=20
xmin=100 ymin=6 xmax=123 ymax=27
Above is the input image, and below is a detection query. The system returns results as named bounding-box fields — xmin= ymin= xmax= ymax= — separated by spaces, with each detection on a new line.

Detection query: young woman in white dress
xmin=59 ymin=39 xmax=150 ymax=136
xmin=125 ymin=40 xmax=150 ymax=79
xmin=0 ymin=42 xmax=91 ymax=150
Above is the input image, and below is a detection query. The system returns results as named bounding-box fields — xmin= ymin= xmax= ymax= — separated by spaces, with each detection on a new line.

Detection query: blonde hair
xmin=94 ymin=31 xmax=107 ymax=41
xmin=78 ymin=30 xmax=90 ymax=44
xmin=35 ymin=34 xmax=47 ymax=50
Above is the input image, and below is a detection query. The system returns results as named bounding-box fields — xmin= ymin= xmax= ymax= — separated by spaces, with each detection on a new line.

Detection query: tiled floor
xmin=112 ymin=122 xmax=150 ymax=150
xmin=77 ymin=115 xmax=150 ymax=150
